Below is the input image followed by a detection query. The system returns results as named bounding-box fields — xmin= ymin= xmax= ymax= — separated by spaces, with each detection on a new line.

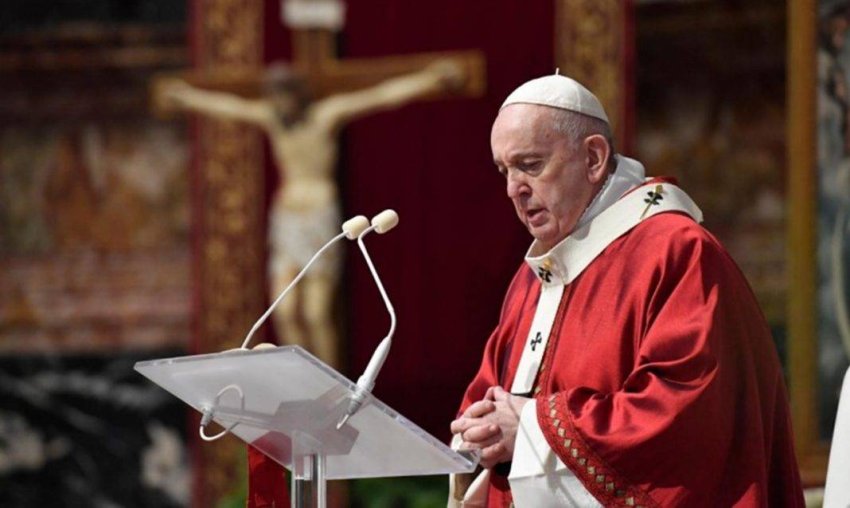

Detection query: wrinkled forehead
xmin=491 ymin=104 xmax=559 ymax=142
xmin=490 ymin=104 xmax=566 ymax=160
xmin=493 ymin=103 xmax=562 ymax=130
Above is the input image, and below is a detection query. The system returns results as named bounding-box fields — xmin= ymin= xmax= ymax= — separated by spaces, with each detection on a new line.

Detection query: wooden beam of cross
xmin=287 ymin=28 xmax=486 ymax=98
xmin=151 ymin=0 xmax=485 ymax=117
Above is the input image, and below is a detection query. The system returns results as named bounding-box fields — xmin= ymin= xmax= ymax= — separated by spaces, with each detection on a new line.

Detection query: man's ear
xmin=583 ymin=134 xmax=611 ymax=184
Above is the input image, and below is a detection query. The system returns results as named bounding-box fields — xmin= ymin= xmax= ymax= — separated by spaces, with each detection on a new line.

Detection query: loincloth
xmin=268 ymin=203 xmax=342 ymax=279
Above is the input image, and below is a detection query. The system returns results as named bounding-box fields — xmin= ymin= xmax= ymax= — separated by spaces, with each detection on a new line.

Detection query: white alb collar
xmin=575 ymin=155 xmax=646 ymax=231
xmin=524 ymin=155 xmax=646 ymax=283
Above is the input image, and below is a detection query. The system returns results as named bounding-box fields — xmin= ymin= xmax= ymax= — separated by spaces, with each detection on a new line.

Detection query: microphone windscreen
xmin=342 ymin=215 xmax=370 ymax=239
xmin=371 ymin=209 xmax=399 ymax=234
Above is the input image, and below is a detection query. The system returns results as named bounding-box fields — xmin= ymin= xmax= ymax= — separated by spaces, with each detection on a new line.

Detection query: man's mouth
xmin=526 ymin=208 xmax=546 ymax=226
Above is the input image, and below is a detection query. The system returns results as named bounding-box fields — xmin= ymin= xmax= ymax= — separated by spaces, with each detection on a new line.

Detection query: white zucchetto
xmin=500 ymin=73 xmax=609 ymax=124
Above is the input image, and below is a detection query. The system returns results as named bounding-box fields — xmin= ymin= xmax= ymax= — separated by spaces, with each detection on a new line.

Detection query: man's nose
xmin=506 ymin=170 xmax=530 ymax=199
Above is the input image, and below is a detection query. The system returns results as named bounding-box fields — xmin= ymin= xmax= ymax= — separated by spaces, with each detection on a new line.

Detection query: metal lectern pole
xmin=314 ymin=453 xmax=327 ymax=507
xmin=291 ymin=433 xmax=327 ymax=508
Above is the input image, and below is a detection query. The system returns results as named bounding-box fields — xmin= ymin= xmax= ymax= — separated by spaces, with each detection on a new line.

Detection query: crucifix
xmin=284 ymin=0 xmax=486 ymax=97
xmin=153 ymin=0 xmax=485 ymax=109
xmin=152 ymin=0 xmax=486 ymax=370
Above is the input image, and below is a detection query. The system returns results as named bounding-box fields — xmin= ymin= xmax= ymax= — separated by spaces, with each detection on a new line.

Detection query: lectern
xmin=135 ymin=346 xmax=477 ymax=507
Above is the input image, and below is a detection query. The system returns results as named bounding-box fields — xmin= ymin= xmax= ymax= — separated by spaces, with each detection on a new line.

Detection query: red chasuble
xmin=458 ymin=213 xmax=804 ymax=507
xmin=247 ymin=445 xmax=288 ymax=507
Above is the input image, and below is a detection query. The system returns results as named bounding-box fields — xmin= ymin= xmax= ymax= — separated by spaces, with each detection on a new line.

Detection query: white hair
xmin=551 ymin=109 xmax=615 ymax=154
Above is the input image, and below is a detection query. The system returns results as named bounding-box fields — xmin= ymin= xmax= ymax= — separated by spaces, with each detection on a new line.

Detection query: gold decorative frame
xmin=787 ymin=0 xmax=829 ymax=486
xmin=191 ymin=0 xmax=265 ymax=505
xmin=554 ymin=0 xmax=633 ymax=153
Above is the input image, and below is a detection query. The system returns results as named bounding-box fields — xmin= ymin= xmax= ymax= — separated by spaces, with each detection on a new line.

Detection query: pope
xmin=448 ymin=74 xmax=804 ymax=507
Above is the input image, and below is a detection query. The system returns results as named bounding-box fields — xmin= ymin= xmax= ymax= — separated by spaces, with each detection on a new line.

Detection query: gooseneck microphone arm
xmin=337 ymin=209 xmax=399 ymax=429
xmin=200 ymin=215 xmax=370 ymax=444
xmin=240 ymin=215 xmax=370 ymax=350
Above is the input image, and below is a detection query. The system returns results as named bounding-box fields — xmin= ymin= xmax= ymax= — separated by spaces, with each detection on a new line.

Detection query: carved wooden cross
xmin=284 ymin=0 xmax=485 ymax=98
xmin=153 ymin=0 xmax=485 ymax=111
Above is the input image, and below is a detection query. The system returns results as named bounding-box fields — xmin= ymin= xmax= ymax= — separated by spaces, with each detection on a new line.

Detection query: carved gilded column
xmin=191 ymin=0 xmax=265 ymax=506
xmin=555 ymin=0 xmax=634 ymax=153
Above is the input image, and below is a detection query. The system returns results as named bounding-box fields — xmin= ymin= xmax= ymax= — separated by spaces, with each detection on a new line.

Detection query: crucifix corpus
xmin=152 ymin=0 xmax=486 ymax=369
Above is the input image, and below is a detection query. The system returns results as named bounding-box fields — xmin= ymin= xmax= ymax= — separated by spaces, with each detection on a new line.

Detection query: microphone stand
xmin=337 ymin=210 xmax=399 ymax=429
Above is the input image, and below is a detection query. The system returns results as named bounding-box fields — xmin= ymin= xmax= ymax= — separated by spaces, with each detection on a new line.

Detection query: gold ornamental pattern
xmin=555 ymin=0 xmax=627 ymax=145
xmin=198 ymin=120 xmax=265 ymax=352
xmin=193 ymin=0 xmax=264 ymax=506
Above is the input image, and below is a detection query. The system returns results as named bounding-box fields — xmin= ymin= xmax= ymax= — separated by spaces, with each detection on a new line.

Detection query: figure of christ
xmin=161 ymin=61 xmax=464 ymax=368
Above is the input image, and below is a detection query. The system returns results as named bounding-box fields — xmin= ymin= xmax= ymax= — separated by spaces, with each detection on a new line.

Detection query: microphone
xmin=239 ymin=214 xmax=370 ymax=350
xmin=342 ymin=215 xmax=372 ymax=239
xmin=337 ymin=209 xmax=399 ymax=429
xmin=371 ymin=208 xmax=399 ymax=234
xmin=198 ymin=215 xmax=368 ymax=443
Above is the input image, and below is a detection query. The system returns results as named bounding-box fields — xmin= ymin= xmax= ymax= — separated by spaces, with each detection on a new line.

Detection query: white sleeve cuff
xmin=448 ymin=434 xmax=488 ymax=507
xmin=508 ymin=399 xmax=602 ymax=507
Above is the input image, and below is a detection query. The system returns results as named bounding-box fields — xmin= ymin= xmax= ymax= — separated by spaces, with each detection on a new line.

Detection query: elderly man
xmin=449 ymin=75 xmax=804 ymax=507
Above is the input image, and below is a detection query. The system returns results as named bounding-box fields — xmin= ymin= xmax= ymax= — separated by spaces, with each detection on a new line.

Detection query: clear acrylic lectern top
xmin=135 ymin=346 xmax=476 ymax=480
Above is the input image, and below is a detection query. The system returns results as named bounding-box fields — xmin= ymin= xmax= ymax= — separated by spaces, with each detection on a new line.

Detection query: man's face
xmin=271 ymin=91 xmax=302 ymax=118
xmin=491 ymin=104 xmax=598 ymax=252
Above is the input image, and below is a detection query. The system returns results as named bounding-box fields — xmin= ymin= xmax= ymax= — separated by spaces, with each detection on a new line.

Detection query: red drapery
xmin=262 ymin=0 xmax=554 ymax=441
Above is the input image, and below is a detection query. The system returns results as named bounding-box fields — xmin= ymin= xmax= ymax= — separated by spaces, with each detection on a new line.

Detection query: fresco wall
xmin=0 ymin=1 xmax=193 ymax=505
xmin=636 ymin=1 xmax=850 ymax=443
xmin=816 ymin=0 xmax=850 ymax=439
xmin=637 ymin=1 xmax=788 ymax=327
